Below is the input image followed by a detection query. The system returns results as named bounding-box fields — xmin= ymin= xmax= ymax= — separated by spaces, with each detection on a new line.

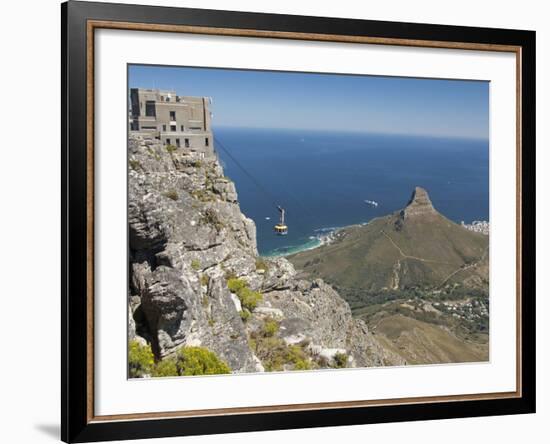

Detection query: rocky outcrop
xmin=128 ymin=134 xmax=401 ymax=372
xmin=402 ymin=186 xmax=437 ymax=219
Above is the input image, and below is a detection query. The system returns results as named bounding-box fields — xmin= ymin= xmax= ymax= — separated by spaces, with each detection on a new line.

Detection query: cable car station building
xmin=129 ymin=88 xmax=214 ymax=158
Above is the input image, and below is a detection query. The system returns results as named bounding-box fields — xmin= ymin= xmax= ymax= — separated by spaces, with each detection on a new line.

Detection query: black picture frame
xmin=62 ymin=1 xmax=536 ymax=442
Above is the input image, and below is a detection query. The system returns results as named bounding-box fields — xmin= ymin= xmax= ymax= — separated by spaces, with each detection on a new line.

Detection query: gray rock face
xmin=402 ymin=186 xmax=437 ymax=219
xmin=128 ymin=134 xmax=399 ymax=372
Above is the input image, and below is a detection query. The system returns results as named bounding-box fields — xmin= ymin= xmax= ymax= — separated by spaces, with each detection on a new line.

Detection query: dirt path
xmin=391 ymin=259 xmax=401 ymax=290
xmin=438 ymin=247 xmax=489 ymax=287
xmin=381 ymin=230 xmax=453 ymax=265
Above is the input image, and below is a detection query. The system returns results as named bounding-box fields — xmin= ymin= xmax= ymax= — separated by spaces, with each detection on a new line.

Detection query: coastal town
xmin=461 ymin=220 xmax=490 ymax=235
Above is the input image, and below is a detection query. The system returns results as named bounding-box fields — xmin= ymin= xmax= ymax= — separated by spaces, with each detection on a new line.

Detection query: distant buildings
xmin=461 ymin=220 xmax=490 ymax=235
xmin=129 ymin=88 xmax=214 ymax=158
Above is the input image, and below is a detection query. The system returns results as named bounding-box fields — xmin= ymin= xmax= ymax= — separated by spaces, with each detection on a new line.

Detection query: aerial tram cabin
xmin=274 ymin=206 xmax=288 ymax=235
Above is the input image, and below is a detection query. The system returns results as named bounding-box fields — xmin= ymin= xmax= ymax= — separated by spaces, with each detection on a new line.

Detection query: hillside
xmin=127 ymin=134 xmax=403 ymax=377
xmin=289 ymin=187 xmax=489 ymax=296
xmin=288 ymin=187 xmax=489 ymax=364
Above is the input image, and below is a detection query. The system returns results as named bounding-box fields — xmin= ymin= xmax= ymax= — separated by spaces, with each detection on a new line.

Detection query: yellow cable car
xmin=274 ymin=206 xmax=288 ymax=235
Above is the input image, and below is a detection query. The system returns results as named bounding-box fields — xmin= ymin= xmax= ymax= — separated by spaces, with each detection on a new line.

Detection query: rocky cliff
xmin=401 ymin=186 xmax=437 ymax=220
xmin=128 ymin=134 xmax=402 ymax=374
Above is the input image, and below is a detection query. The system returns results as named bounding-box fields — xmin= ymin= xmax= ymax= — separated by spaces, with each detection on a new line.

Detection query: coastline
xmin=263 ymin=226 xmax=343 ymax=258
xmin=263 ymin=223 xmax=361 ymax=258
xmin=262 ymin=217 xmax=490 ymax=258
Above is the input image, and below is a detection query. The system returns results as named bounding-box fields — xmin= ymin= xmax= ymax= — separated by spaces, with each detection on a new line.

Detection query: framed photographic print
xmin=61 ymin=1 xmax=536 ymax=442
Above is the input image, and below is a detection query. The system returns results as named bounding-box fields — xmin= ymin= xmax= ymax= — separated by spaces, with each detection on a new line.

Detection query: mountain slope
xmin=288 ymin=187 xmax=489 ymax=365
xmin=289 ymin=187 xmax=489 ymax=294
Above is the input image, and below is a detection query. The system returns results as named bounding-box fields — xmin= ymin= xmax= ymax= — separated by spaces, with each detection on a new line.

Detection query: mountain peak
xmin=402 ymin=187 xmax=436 ymax=218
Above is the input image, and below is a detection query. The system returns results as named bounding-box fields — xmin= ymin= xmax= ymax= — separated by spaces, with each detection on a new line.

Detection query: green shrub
xmin=286 ymin=345 xmax=312 ymax=370
xmin=293 ymin=358 xmax=312 ymax=370
xmin=200 ymin=274 xmax=210 ymax=287
xmin=152 ymin=358 xmax=178 ymax=377
xmin=239 ymin=309 xmax=251 ymax=322
xmin=165 ymin=144 xmax=177 ymax=153
xmin=128 ymin=340 xmax=154 ymax=378
xmin=255 ymin=258 xmax=269 ymax=273
xmin=238 ymin=287 xmax=263 ymax=311
xmin=150 ymin=347 xmax=231 ymax=377
xmin=227 ymin=277 xmax=247 ymax=293
xmin=191 ymin=259 xmax=201 ymax=271
xmin=249 ymin=328 xmax=312 ymax=372
xmin=176 ymin=347 xmax=231 ymax=376
xmin=262 ymin=318 xmax=279 ymax=337
xmin=164 ymin=189 xmax=179 ymax=201
xmin=333 ymin=352 xmax=348 ymax=368
xmin=256 ymin=336 xmax=288 ymax=372
xmin=227 ymin=277 xmax=262 ymax=311
xmin=129 ymin=159 xmax=141 ymax=171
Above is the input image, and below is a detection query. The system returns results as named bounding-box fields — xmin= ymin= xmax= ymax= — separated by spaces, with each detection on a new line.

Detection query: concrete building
xmin=129 ymin=88 xmax=214 ymax=158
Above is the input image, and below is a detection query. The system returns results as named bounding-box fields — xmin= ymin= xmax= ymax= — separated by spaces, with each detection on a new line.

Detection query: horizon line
xmin=212 ymin=125 xmax=489 ymax=142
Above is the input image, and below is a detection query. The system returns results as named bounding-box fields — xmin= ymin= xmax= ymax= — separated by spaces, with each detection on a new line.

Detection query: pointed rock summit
xmin=402 ymin=187 xmax=437 ymax=219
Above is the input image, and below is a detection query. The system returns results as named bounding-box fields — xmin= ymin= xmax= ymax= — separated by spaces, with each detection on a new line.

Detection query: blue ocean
xmin=214 ymin=127 xmax=489 ymax=257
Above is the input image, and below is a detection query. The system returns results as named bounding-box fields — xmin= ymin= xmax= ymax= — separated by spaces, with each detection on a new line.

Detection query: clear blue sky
xmin=129 ymin=64 xmax=489 ymax=139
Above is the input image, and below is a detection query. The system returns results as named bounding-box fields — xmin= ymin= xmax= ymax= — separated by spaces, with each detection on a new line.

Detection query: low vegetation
xmin=226 ymin=277 xmax=263 ymax=311
xmin=249 ymin=319 xmax=312 ymax=371
xmin=163 ymin=189 xmax=179 ymax=201
xmin=199 ymin=208 xmax=224 ymax=231
xmin=262 ymin=318 xmax=279 ymax=337
xmin=173 ymin=347 xmax=231 ymax=376
xmin=333 ymin=352 xmax=348 ymax=368
xmin=151 ymin=358 xmax=178 ymax=377
xmin=128 ymin=340 xmax=155 ymax=378
xmin=130 ymin=342 xmax=231 ymax=378
xmin=191 ymin=189 xmax=215 ymax=203
xmin=255 ymin=258 xmax=269 ymax=273
xmin=129 ymin=159 xmax=142 ymax=171
xmin=239 ymin=309 xmax=251 ymax=322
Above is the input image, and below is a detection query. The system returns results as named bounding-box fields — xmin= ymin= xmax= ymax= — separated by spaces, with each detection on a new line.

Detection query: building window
xmin=205 ymin=137 xmax=209 ymax=147
xmin=176 ymin=139 xmax=180 ymax=147
xmin=162 ymin=125 xmax=166 ymax=132
xmin=145 ymin=101 xmax=156 ymax=117
xmin=170 ymin=125 xmax=177 ymax=132
xmin=170 ymin=111 xmax=176 ymax=121
xmin=180 ymin=125 xmax=184 ymax=132
xmin=166 ymin=139 xmax=171 ymax=145
xmin=185 ymin=138 xmax=190 ymax=148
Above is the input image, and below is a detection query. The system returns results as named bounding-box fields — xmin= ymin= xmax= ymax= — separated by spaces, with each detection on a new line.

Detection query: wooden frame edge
xmin=90 ymin=391 xmax=520 ymax=423
xmin=89 ymin=19 xmax=522 ymax=53
xmin=83 ymin=16 xmax=526 ymax=427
